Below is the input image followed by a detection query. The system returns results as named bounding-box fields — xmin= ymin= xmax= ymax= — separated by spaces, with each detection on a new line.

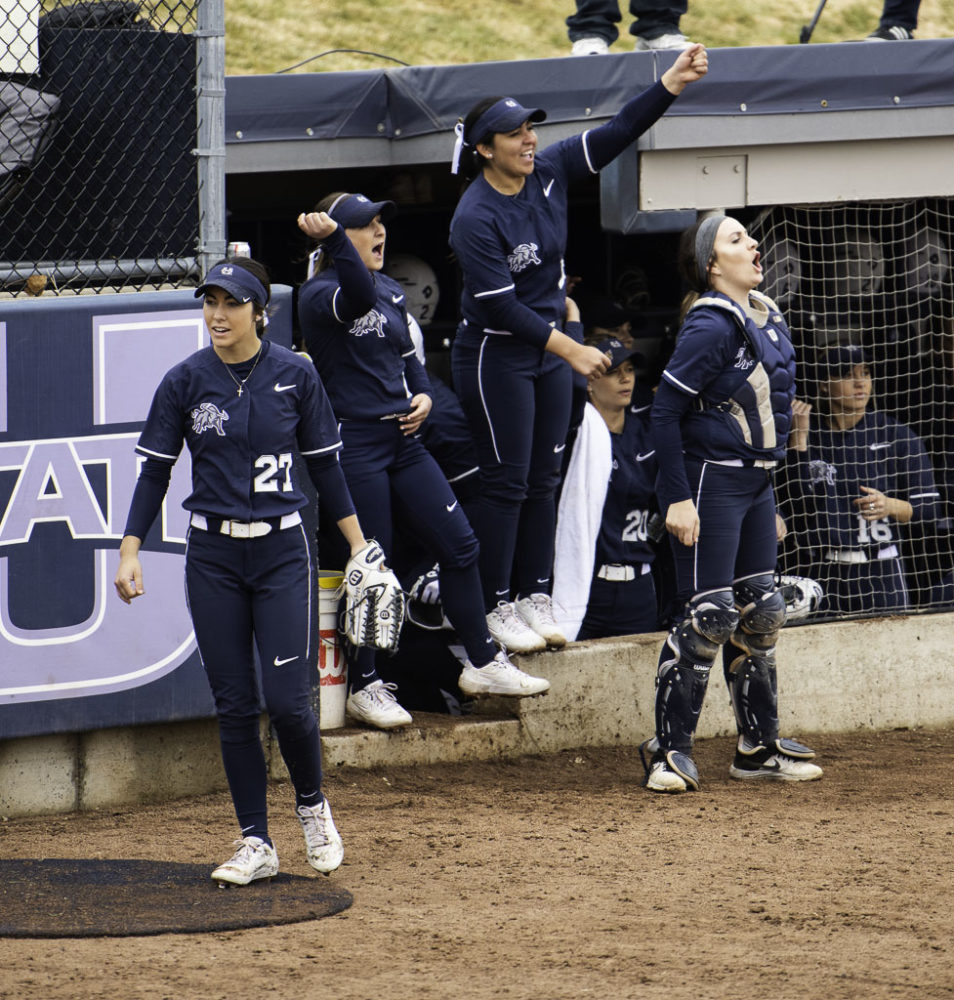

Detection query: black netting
xmin=1 ymin=0 xmax=202 ymax=295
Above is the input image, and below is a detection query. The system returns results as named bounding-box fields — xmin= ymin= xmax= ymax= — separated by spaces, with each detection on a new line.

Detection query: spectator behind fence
xmin=553 ymin=334 xmax=660 ymax=639
xmin=642 ymin=214 xmax=823 ymax=795
xmin=779 ymin=345 xmax=941 ymax=616
xmin=568 ymin=0 xmax=691 ymax=54
xmin=448 ymin=46 xmax=707 ymax=658
xmin=297 ymin=194 xmax=550 ymax=732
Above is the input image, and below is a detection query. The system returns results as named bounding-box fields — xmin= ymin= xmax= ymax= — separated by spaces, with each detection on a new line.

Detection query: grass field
xmin=224 ymin=0 xmax=954 ymax=75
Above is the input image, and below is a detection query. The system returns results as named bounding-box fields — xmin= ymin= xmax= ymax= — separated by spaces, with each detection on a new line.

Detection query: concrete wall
xmin=3 ymin=613 xmax=953 ymax=818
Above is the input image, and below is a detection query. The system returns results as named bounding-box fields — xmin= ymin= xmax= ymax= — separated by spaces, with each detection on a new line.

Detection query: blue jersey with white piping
xmin=135 ymin=339 xmax=342 ymax=520
xmin=449 ymin=81 xmax=676 ymax=350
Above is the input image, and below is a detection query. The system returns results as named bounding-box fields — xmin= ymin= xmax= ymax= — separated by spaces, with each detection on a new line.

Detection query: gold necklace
xmin=222 ymin=346 xmax=263 ymax=397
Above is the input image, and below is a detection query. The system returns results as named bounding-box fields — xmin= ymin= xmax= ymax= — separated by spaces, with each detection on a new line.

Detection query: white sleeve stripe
xmin=135 ymin=445 xmax=177 ymax=462
xmin=662 ymin=370 xmax=699 ymax=395
xmin=910 ymin=492 xmax=940 ymax=499
xmin=474 ymin=283 xmax=515 ymax=299
xmin=401 ymin=348 xmax=416 ymax=357
xmin=581 ymin=130 xmax=597 ymax=174
xmin=300 ymin=441 xmax=343 ymax=456
xmin=331 ymin=287 xmax=343 ymax=324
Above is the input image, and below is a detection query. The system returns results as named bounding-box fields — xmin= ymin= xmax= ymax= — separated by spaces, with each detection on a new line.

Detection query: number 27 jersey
xmin=135 ymin=339 xmax=343 ymax=521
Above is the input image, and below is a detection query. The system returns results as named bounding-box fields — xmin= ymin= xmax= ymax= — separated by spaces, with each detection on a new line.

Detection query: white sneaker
xmin=645 ymin=760 xmax=688 ymax=793
xmin=211 ymin=836 xmax=279 ymax=886
xmin=571 ymin=36 xmax=610 ymax=55
xmin=346 ymin=680 xmax=413 ymax=729
xmin=729 ymin=736 xmax=824 ymax=782
xmin=296 ymin=798 xmax=344 ymax=874
xmin=634 ymin=31 xmax=689 ymax=50
xmin=514 ymin=593 xmax=567 ymax=648
xmin=486 ymin=601 xmax=546 ymax=654
xmin=458 ymin=650 xmax=551 ymax=697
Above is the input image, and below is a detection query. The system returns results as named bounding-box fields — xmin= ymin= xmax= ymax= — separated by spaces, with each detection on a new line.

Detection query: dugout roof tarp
xmin=225 ymin=39 xmax=954 ymax=147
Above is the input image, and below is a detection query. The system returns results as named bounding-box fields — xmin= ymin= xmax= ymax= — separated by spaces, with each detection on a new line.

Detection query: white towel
xmin=552 ymin=402 xmax=612 ymax=641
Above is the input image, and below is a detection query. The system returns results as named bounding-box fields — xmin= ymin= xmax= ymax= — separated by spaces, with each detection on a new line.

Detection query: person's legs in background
xmin=566 ymin=0 xmax=622 ymax=54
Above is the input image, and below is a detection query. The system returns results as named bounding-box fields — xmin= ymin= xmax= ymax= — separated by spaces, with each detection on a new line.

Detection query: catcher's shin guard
xmin=724 ymin=573 xmax=786 ymax=745
xmin=654 ymin=590 xmax=738 ymax=754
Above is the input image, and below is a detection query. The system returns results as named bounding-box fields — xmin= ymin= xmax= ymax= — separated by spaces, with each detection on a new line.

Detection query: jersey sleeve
xmin=660 ymin=310 xmax=740 ymax=397
xmin=135 ymin=371 xmax=186 ymax=464
xmin=540 ymin=80 xmax=677 ymax=184
xmin=650 ymin=379 xmax=694 ymax=505
xmin=451 ymin=211 xmax=555 ymax=349
xmin=316 ymin=226 xmax=378 ymax=322
xmin=295 ymin=362 xmax=344 ymax=459
xmin=896 ymin=424 xmax=941 ymax=524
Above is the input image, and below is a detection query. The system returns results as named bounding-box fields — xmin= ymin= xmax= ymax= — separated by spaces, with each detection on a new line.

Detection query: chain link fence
xmin=1 ymin=0 xmax=224 ymax=296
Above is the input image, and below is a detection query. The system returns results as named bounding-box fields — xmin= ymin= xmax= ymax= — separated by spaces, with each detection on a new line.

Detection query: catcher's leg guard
xmin=724 ymin=573 xmax=786 ymax=746
xmin=655 ymin=590 xmax=738 ymax=755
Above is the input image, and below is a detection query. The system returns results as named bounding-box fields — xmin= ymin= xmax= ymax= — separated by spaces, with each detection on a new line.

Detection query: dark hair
xmin=208 ymin=256 xmax=271 ymax=336
xmin=675 ymin=219 xmax=716 ymax=323
xmin=458 ymin=96 xmax=505 ymax=180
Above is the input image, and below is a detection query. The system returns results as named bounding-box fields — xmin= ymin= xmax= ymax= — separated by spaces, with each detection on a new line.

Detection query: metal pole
xmin=194 ymin=0 xmax=227 ymax=278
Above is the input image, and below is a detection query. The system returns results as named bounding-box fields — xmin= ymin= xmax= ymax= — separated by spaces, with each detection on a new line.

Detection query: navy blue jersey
xmin=449 ymin=81 xmax=676 ymax=350
xmin=136 ymin=339 xmax=342 ymax=520
xmin=660 ymin=291 xmax=796 ymax=464
xmin=298 ymin=230 xmax=430 ymax=421
xmin=595 ymin=404 xmax=657 ymax=567
xmin=805 ymin=410 xmax=940 ymax=552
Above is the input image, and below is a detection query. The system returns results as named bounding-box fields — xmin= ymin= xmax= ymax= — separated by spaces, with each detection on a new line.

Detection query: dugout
xmin=223 ymin=40 xmax=954 ymax=359
xmin=224 ymin=40 xmax=954 ymax=616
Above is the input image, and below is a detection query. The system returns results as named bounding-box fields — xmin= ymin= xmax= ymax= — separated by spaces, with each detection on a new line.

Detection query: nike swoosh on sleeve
xmin=274 ymin=383 xmax=296 ymax=392
xmin=543 ymin=179 xmax=555 ymax=198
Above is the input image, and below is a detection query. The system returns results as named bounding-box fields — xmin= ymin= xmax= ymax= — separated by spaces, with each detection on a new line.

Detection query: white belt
xmin=596 ymin=563 xmax=651 ymax=582
xmin=825 ymin=545 xmax=899 ymax=564
xmin=190 ymin=510 xmax=302 ymax=538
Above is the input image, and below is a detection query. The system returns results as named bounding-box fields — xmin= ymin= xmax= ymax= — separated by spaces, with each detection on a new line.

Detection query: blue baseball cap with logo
xmin=326 ymin=192 xmax=396 ymax=229
xmin=467 ymin=97 xmax=547 ymax=145
xmin=592 ymin=337 xmax=644 ymax=371
xmin=195 ymin=262 xmax=269 ymax=306
xmin=818 ymin=344 xmax=870 ymax=378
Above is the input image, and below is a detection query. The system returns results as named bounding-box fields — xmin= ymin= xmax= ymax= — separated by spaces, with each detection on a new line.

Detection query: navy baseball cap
xmin=818 ymin=344 xmax=870 ymax=378
xmin=195 ymin=262 xmax=269 ymax=306
xmin=326 ymin=192 xmax=396 ymax=229
xmin=467 ymin=97 xmax=546 ymax=144
xmin=593 ymin=337 xmax=644 ymax=371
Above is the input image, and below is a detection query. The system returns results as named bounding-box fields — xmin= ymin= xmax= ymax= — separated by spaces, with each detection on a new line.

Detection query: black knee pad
xmin=655 ymin=591 xmax=737 ymax=753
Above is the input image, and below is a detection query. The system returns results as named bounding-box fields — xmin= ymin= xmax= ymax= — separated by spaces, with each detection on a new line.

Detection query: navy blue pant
xmin=566 ymin=0 xmax=687 ymax=43
xmin=668 ymin=461 xmax=778 ymax=602
xmin=452 ymin=334 xmax=572 ymax=609
xmin=185 ymin=520 xmax=323 ymax=843
xmin=577 ymin=570 xmax=658 ymax=640
xmin=337 ymin=419 xmax=496 ymax=686
xmin=879 ymin=0 xmax=921 ymax=29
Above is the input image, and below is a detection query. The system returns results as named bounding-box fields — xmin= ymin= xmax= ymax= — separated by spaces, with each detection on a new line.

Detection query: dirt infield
xmin=1 ymin=727 xmax=953 ymax=999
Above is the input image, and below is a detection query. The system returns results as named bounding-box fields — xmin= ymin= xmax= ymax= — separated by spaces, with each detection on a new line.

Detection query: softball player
xmin=644 ymin=215 xmax=823 ymax=794
xmin=448 ymin=45 xmax=707 ymax=656
xmin=297 ymin=194 xmax=550 ymax=729
xmin=553 ymin=337 xmax=659 ymax=640
xmin=115 ymin=259 xmax=362 ymax=885
xmin=791 ymin=346 xmax=940 ymax=615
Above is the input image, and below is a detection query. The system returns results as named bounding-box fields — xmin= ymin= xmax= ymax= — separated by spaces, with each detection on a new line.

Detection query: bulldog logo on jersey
xmin=508 ymin=243 xmax=542 ymax=273
xmin=809 ymin=458 xmax=837 ymax=487
xmin=191 ymin=401 xmax=230 ymax=436
xmin=350 ymin=310 xmax=387 ymax=338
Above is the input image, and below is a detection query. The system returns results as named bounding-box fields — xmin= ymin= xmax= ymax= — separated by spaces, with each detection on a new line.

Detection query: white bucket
xmin=317 ymin=570 xmax=346 ymax=730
